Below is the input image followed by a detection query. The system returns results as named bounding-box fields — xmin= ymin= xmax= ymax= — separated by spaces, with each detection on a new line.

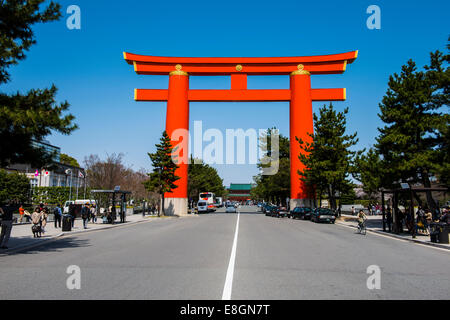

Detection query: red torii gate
xmin=124 ymin=51 xmax=358 ymax=215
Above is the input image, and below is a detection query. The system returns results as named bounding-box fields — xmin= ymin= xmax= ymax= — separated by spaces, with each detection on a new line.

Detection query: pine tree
xmin=297 ymin=103 xmax=360 ymax=210
xmin=0 ymin=1 xmax=77 ymax=167
xmin=252 ymin=128 xmax=290 ymax=204
xmin=188 ymin=156 xmax=226 ymax=202
xmin=375 ymin=48 xmax=449 ymax=211
xmin=354 ymin=148 xmax=383 ymax=199
xmin=144 ymin=131 xmax=180 ymax=216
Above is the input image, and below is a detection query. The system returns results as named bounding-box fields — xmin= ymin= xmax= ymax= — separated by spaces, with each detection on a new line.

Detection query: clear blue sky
xmin=3 ymin=0 xmax=449 ymax=186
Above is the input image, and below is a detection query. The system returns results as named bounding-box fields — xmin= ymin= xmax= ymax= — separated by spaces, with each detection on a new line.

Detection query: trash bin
xmin=430 ymin=223 xmax=449 ymax=244
xmin=62 ymin=215 xmax=72 ymax=232
xmin=430 ymin=223 xmax=439 ymax=243
xmin=438 ymin=225 xmax=449 ymax=244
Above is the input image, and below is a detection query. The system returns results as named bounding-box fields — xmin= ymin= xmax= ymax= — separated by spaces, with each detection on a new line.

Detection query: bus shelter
xmin=90 ymin=189 xmax=132 ymax=224
xmin=381 ymin=186 xmax=448 ymax=238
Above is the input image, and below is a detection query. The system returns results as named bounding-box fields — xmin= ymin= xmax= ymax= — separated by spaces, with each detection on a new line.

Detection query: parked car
xmin=290 ymin=207 xmax=312 ymax=220
xmin=264 ymin=205 xmax=274 ymax=216
xmin=226 ymin=204 xmax=237 ymax=213
xmin=311 ymin=208 xmax=336 ymax=223
xmin=269 ymin=206 xmax=289 ymax=218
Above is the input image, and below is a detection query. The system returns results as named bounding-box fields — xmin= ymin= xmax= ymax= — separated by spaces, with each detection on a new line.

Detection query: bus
xmin=199 ymin=192 xmax=216 ymax=212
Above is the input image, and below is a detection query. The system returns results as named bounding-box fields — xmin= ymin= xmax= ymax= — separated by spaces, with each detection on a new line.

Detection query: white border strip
xmin=222 ymin=212 xmax=240 ymax=300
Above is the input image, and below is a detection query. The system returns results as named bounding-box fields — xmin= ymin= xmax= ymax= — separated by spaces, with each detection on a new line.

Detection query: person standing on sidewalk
xmin=53 ymin=204 xmax=62 ymax=228
xmin=90 ymin=204 xmax=97 ymax=223
xmin=0 ymin=203 xmax=14 ymax=249
xmin=386 ymin=206 xmax=392 ymax=232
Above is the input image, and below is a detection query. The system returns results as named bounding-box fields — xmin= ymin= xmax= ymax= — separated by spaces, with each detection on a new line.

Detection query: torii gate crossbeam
xmin=124 ymin=51 xmax=358 ymax=215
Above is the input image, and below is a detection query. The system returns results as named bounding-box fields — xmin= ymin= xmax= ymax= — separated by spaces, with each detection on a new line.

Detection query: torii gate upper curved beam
xmin=124 ymin=51 xmax=358 ymax=76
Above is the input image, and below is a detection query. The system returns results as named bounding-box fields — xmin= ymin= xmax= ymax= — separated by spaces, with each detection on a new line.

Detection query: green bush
xmin=0 ymin=170 xmax=31 ymax=204
xmin=32 ymin=187 xmax=91 ymax=205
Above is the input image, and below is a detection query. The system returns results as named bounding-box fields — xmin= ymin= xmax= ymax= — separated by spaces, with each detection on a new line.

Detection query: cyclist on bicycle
xmin=357 ymin=209 xmax=367 ymax=230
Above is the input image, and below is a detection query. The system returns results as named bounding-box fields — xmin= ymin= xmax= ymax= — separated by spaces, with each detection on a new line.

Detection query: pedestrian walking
xmin=69 ymin=204 xmax=76 ymax=227
xmin=23 ymin=209 xmax=32 ymax=223
xmin=18 ymin=205 xmax=25 ymax=223
xmin=41 ymin=207 xmax=49 ymax=234
xmin=31 ymin=207 xmax=43 ymax=238
xmin=0 ymin=203 xmax=14 ymax=249
xmin=81 ymin=204 xmax=89 ymax=229
xmin=53 ymin=204 xmax=62 ymax=228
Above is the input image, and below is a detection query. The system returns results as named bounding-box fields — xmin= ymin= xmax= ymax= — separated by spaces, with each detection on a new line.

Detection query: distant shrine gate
xmin=124 ymin=51 xmax=358 ymax=215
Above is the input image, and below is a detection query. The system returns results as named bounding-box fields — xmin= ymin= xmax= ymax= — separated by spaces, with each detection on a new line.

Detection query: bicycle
xmin=357 ymin=220 xmax=367 ymax=235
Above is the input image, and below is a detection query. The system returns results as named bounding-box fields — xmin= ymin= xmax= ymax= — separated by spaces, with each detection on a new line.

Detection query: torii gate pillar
xmin=165 ymin=67 xmax=189 ymax=216
xmin=290 ymin=67 xmax=314 ymax=209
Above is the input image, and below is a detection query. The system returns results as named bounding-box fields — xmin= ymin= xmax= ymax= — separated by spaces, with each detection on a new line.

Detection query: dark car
xmin=263 ymin=204 xmax=273 ymax=215
xmin=264 ymin=205 xmax=275 ymax=216
xmin=311 ymin=208 xmax=336 ymax=223
xmin=269 ymin=206 xmax=289 ymax=218
xmin=290 ymin=207 xmax=312 ymax=220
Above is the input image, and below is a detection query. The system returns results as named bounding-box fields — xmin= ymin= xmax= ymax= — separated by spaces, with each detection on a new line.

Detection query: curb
xmin=335 ymin=221 xmax=450 ymax=251
xmin=1 ymin=217 xmax=159 ymax=255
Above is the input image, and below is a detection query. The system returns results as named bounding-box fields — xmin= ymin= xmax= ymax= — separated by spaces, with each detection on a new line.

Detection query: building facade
xmin=5 ymin=140 xmax=85 ymax=189
xmin=227 ymin=183 xmax=254 ymax=202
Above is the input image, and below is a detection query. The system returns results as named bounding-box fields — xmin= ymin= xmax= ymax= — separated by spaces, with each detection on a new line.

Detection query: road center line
xmin=222 ymin=211 xmax=240 ymax=300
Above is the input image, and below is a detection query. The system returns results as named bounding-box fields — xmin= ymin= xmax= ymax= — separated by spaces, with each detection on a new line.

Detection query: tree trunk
xmin=328 ymin=185 xmax=337 ymax=211
xmin=412 ymin=191 xmax=423 ymax=208
xmin=160 ymin=194 xmax=164 ymax=217
xmin=421 ymin=169 xmax=437 ymax=212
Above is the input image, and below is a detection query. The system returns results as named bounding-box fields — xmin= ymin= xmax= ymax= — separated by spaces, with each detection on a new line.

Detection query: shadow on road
xmin=205 ymin=211 xmax=263 ymax=215
xmin=0 ymin=237 xmax=91 ymax=257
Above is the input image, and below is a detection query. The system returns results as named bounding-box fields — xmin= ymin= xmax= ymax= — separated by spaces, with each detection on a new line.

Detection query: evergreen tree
xmin=144 ymin=131 xmax=180 ymax=216
xmin=251 ymin=128 xmax=290 ymax=204
xmin=0 ymin=0 xmax=77 ymax=167
xmin=60 ymin=154 xmax=80 ymax=167
xmin=354 ymin=148 xmax=383 ymax=199
xmin=375 ymin=48 xmax=449 ymax=211
xmin=297 ymin=103 xmax=360 ymax=210
xmin=188 ymin=156 xmax=226 ymax=202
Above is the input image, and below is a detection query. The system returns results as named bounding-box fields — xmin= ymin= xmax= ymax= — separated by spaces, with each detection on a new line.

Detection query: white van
xmin=63 ymin=199 xmax=97 ymax=213
xmin=197 ymin=201 xmax=208 ymax=214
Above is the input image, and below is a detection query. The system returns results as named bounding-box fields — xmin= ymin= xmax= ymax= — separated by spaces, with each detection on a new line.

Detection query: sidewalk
xmin=336 ymin=214 xmax=450 ymax=250
xmin=1 ymin=214 xmax=161 ymax=254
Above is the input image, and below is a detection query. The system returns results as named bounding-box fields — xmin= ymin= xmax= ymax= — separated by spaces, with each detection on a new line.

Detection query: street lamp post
xmin=76 ymin=171 xmax=79 ymax=201
xmin=65 ymin=169 xmax=72 ymax=201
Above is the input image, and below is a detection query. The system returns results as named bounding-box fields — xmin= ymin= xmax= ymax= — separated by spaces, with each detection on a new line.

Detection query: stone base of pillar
xmin=164 ymin=198 xmax=188 ymax=216
xmin=290 ymin=198 xmax=315 ymax=210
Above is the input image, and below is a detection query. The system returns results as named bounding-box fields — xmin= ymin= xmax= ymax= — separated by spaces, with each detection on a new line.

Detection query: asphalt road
xmin=0 ymin=206 xmax=448 ymax=300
